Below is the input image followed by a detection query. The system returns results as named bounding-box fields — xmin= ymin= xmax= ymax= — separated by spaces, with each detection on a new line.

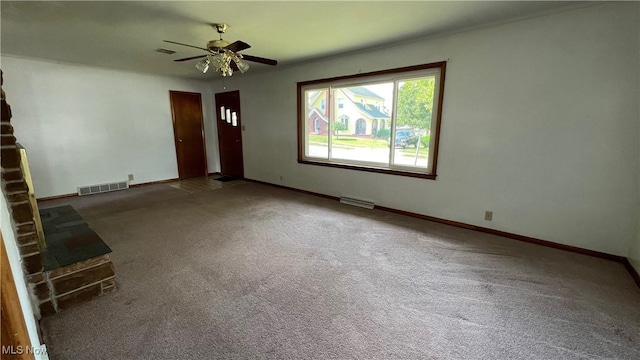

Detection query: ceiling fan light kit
xmin=164 ymin=23 xmax=276 ymax=77
xmin=195 ymin=57 xmax=210 ymax=73
xmin=195 ymin=51 xmax=249 ymax=76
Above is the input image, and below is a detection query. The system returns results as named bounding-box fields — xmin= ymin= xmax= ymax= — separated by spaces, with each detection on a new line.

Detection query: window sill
xmin=298 ymin=159 xmax=437 ymax=180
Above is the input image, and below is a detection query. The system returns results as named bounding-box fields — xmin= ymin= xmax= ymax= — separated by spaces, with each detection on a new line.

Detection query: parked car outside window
xmin=395 ymin=129 xmax=411 ymax=148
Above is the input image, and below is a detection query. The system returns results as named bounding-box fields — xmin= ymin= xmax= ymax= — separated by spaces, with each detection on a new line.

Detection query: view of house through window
xmin=299 ymin=62 xmax=445 ymax=178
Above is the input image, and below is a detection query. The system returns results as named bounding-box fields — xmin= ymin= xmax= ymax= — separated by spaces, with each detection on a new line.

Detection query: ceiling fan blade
xmin=241 ymin=54 xmax=278 ymax=66
xmin=163 ymin=40 xmax=209 ymax=52
xmin=174 ymin=55 xmax=208 ymax=62
xmin=226 ymin=40 xmax=251 ymax=53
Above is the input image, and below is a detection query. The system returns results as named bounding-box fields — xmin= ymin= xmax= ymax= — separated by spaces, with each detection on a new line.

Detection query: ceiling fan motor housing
xmin=207 ymin=39 xmax=230 ymax=50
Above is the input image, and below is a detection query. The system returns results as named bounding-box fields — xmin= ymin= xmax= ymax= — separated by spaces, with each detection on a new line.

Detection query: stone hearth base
xmin=38 ymin=254 xmax=115 ymax=316
xmin=37 ymin=205 xmax=115 ymax=316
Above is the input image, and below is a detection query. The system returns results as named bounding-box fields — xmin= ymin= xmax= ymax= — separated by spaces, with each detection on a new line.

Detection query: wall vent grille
xmin=340 ymin=196 xmax=375 ymax=209
xmin=78 ymin=181 xmax=128 ymax=196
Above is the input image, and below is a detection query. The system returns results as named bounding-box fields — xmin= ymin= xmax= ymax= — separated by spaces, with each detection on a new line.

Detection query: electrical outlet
xmin=484 ymin=211 xmax=493 ymax=221
xmin=128 ymin=174 xmax=134 ymax=181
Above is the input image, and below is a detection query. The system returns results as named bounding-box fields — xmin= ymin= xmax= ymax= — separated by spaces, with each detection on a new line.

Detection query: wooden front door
xmin=169 ymin=91 xmax=208 ymax=179
xmin=215 ymin=90 xmax=244 ymax=178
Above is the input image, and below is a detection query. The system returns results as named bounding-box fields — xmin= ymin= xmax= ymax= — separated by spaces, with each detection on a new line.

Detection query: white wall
xmin=215 ymin=3 xmax=639 ymax=256
xmin=1 ymin=57 xmax=219 ymax=198
xmin=631 ymin=15 xmax=640 ymax=273
xmin=1 ymin=194 xmax=49 ymax=359
xmin=632 ymin=221 xmax=640 ymax=273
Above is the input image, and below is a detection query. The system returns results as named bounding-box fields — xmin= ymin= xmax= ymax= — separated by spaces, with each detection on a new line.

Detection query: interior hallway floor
xmin=38 ymin=179 xmax=640 ymax=359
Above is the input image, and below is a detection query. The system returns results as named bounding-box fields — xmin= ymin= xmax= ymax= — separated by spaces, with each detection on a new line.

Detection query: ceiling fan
xmin=164 ymin=23 xmax=277 ymax=76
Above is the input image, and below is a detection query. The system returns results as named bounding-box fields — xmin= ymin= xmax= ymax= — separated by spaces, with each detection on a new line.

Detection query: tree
xmin=396 ymin=78 xmax=435 ymax=130
xmin=332 ymin=121 xmax=348 ymax=138
xmin=396 ymin=78 xmax=435 ymax=164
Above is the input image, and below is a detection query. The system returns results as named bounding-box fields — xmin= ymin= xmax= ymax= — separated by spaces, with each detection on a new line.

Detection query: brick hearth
xmin=1 ymin=69 xmax=116 ymax=317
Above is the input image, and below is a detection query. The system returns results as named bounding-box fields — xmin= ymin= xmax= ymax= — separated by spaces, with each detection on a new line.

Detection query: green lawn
xmin=308 ymin=134 xmax=431 ymax=155
xmin=309 ymin=135 xmax=389 ymax=148
xmin=400 ymin=147 xmax=429 ymax=155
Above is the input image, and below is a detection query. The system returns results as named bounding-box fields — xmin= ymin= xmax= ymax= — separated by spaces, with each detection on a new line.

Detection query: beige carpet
xmin=39 ymin=181 xmax=640 ymax=359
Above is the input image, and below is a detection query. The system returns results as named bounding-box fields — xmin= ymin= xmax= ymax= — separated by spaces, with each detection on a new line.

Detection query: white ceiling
xmin=1 ymin=1 xmax=588 ymax=80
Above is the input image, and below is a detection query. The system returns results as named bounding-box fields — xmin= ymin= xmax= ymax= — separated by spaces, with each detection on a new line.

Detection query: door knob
xmin=178 ymin=139 xmax=183 ymax=143
xmin=235 ymin=139 xmax=240 ymax=143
